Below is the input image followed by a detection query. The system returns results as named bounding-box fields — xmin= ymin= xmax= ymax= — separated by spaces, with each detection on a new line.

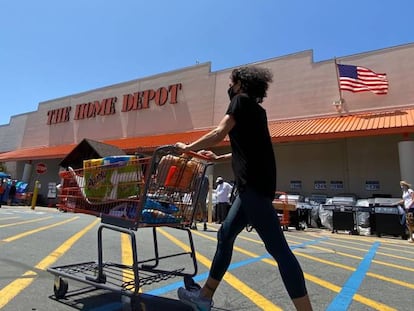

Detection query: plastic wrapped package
xmin=82 ymin=156 xmax=142 ymax=201
xmin=318 ymin=205 xmax=333 ymax=230
xmin=356 ymin=199 xmax=371 ymax=235
xmin=157 ymin=154 xmax=199 ymax=191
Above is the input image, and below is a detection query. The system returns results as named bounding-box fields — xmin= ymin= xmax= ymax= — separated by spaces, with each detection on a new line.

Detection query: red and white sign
xmin=36 ymin=163 xmax=47 ymax=174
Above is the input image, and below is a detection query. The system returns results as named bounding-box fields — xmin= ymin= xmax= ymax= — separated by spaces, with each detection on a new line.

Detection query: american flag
xmin=337 ymin=64 xmax=388 ymax=95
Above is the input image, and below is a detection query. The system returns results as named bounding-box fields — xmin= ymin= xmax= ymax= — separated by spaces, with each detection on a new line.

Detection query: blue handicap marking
xmin=326 ymin=241 xmax=380 ymax=311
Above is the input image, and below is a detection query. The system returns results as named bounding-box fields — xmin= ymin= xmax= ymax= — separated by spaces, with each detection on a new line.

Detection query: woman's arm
xmin=175 ymin=114 xmax=235 ymax=152
xmin=409 ymin=189 xmax=414 ymax=208
xmin=198 ymin=150 xmax=232 ymax=162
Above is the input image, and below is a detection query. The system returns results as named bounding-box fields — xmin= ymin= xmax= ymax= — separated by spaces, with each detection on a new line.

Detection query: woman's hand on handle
xmin=197 ymin=150 xmax=218 ymax=160
xmin=174 ymin=142 xmax=189 ymax=152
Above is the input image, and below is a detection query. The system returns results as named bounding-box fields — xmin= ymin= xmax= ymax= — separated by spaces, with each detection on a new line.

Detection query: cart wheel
xmin=53 ymin=277 xmax=68 ymax=299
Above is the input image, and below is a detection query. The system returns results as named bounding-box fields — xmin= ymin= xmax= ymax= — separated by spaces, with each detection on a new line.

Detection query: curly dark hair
xmin=230 ymin=66 xmax=273 ymax=102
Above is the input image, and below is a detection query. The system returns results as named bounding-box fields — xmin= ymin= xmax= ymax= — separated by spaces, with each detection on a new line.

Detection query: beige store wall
xmin=18 ymin=64 xmax=216 ymax=148
xmin=276 ymin=135 xmax=402 ymax=198
xmin=346 ymin=136 xmax=401 ymax=197
xmin=277 ymin=140 xmax=347 ymax=195
xmin=1 ymin=43 xmax=413 ymax=153
xmin=0 ymin=114 xmax=30 ymax=152
xmin=213 ymin=44 xmax=414 ymax=125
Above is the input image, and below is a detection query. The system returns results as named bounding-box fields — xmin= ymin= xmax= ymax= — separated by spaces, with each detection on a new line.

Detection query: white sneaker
xmin=177 ymin=287 xmax=213 ymax=311
xmin=408 ymin=238 xmax=414 ymax=243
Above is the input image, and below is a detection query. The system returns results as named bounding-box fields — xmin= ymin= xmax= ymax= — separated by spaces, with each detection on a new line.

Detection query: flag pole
xmin=333 ymin=57 xmax=344 ymax=113
xmin=334 ymin=57 xmax=343 ymax=101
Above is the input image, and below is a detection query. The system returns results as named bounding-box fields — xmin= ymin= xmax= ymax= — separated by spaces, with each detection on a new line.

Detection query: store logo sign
xmin=46 ymin=83 xmax=182 ymax=125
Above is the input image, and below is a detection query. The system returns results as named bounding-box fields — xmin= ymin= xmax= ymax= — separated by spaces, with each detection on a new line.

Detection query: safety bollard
xmin=31 ymin=180 xmax=40 ymax=210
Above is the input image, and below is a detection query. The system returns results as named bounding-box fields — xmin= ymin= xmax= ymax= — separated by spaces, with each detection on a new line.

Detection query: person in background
xmin=196 ymin=174 xmax=210 ymax=231
xmin=8 ymin=180 xmax=17 ymax=206
xmin=175 ymin=66 xmax=312 ymax=311
xmin=398 ymin=180 xmax=414 ymax=243
xmin=0 ymin=179 xmax=6 ymax=208
xmin=214 ymin=176 xmax=232 ymax=224
xmin=184 ymin=172 xmax=209 ymax=231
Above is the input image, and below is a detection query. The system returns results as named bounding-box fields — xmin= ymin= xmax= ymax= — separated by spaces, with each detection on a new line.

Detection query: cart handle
xmin=155 ymin=145 xmax=213 ymax=161
xmin=184 ymin=150 xmax=214 ymax=161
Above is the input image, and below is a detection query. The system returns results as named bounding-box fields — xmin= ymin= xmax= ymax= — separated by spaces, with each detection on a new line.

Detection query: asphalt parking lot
xmin=0 ymin=205 xmax=413 ymax=311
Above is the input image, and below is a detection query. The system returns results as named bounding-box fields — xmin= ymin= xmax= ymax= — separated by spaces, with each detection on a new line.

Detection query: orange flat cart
xmin=272 ymin=191 xmax=297 ymax=231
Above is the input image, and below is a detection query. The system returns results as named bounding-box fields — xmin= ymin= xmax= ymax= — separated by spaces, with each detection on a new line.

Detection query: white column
xmin=22 ymin=163 xmax=33 ymax=183
xmin=206 ymin=165 xmax=214 ymax=223
xmin=398 ymin=141 xmax=414 ymax=183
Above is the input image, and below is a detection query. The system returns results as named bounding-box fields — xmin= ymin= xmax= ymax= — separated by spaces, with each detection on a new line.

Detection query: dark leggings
xmin=209 ymin=186 xmax=308 ymax=299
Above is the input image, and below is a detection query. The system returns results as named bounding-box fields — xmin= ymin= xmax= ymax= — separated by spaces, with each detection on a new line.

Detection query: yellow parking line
xmin=191 ymin=229 xmax=397 ymax=311
xmin=0 ymin=218 xmax=99 ymax=309
xmin=291 ymin=234 xmax=414 ymax=259
xmin=36 ymin=218 xmax=100 ymax=270
xmin=293 ymin=241 xmax=414 ymax=272
xmin=0 ymin=216 xmax=20 ymax=221
xmin=121 ymin=233 xmax=133 ymax=265
xmin=306 ymin=231 xmax=412 ymax=249
xmin=304 ymin=273 xmax=396 ymax=311
xmin=0 ymin=216 xmax=53 ymax=228
xmin=293 ymin=247 xmax=414 ymax=290
xmin=121 ymin=232 xmax=141 ymax=293
xmin=235 ymin=229 xmax=414 ymax=281
xmin=2 ymin=216 xmax=79 ymax=242
xmin=157 ymin=228 xmax=283 ymax=311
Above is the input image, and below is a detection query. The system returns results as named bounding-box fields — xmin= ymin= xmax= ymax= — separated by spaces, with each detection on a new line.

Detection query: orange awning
xmin=1 ymin=108 xmax=413 ymax=162
xmin=0 ymin=130 xmax=212 ymax=162
xmin=104 ymin=129 xmax=214 ymax=152
xmin=269 ymin=108 xmax=414 ymax=142
xmin=0 ymin=144 xmax=77 ymax=162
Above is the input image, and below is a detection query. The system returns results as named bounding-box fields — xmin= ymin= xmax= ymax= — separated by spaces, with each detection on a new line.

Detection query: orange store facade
xmin=1 ymin=43 xmax=414 ymax=203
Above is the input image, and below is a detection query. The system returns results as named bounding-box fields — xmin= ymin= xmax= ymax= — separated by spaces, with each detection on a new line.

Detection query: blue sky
xmin=1 ymin=0 xmax=413 ymax=125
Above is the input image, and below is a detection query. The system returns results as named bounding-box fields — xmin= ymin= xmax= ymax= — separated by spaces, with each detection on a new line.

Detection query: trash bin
xmin=374 ymin=206 xmax=407 ymax=239
xmin=333 ymin=206 xmax=358 ymax=234
xmin=296 ymin=202 xmax=314 ymax=229
xmin=355 ymin=206 xmax=375 ymax=235
xmin=322 ymin=195 xmax=358 ymax=234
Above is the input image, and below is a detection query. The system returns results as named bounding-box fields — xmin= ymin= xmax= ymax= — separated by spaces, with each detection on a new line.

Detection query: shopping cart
xmin=47 ymin=145 xmax=211 ymax=302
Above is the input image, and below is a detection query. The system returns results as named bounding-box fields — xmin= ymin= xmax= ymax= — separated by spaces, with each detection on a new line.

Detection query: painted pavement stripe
xmin=188 ymin=230 xmax=394 ymax=310
xmin=2 ymin=216 xmax=79 ymax=242
xmin=156 ymin=227 xmax=283 ymax=311
xmin=146 ymin=238 xmax=325 ymax=296
xmin=0 ymin=218 xmax=99 ymax=309
xmin=0 ymin=216 xmax=53 ymax=228
xmin=326 ymin=241 xmax=380 ymax=311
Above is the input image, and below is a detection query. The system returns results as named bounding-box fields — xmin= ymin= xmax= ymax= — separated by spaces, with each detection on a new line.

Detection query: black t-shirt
xmin=9 ymin=185 xmax=16 ymax=196
xmin=226 ymin=94 xmax=276 ymax=199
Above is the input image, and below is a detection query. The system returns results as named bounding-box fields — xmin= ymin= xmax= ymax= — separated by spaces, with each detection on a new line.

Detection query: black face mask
xmin=227 ymin=85 xmax=237 ymax=100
